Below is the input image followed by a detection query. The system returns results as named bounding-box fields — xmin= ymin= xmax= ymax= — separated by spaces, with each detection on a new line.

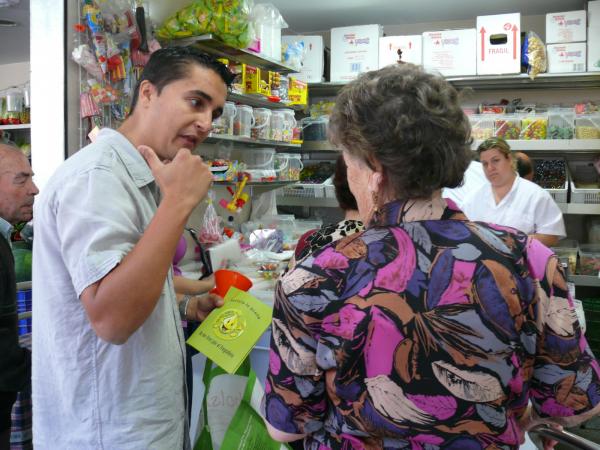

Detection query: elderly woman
xmin=462 ymin=138 xmax=565 ymax=247
xmin=263 ymin=64 xmax=600 ymax=449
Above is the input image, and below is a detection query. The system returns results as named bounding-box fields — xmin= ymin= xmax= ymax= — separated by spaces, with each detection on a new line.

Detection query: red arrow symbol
xmin=480 ymin=26 xmax=486 ymax=61
xmin=512 ymin=24 xmax=518 ymax=59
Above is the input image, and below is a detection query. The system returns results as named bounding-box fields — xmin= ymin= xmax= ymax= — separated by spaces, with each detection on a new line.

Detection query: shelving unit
xmin=168 ymin=34 xmax=298 ymax=74
xmin=227 ymin=93 xmax=305 ymax=111
xmin=276 ymin=196 xmax=339 ymax=208
xmin=301 ymin=141 xmax=338 ymax=152
xmin=571 ymin=275 xmax=600 ymax=288
xmin=471 ymin=139 xmax=600 ymax=152
xmin=206 ymin=134 xmax=301 ymax=148
xmin=0 ymin=124 xmax=31 ymax=131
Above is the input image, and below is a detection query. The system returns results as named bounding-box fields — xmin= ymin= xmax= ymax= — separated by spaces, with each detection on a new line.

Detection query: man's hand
xmin=186 ymin=293 xmax=224 ymax=322
xmin=138 ymin=145 xmax=213 ymax=211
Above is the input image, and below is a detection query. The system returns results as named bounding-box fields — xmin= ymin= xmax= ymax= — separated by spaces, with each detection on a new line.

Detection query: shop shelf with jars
xmin=227 ymin=93 xmax=305 ymax=111
xmin=470 ymin=139 xmax=600 ymax=152
xmin=0 ymin=124 xmax=31 ymax=131
xmin=205 ymin=134 xmax=300 ymax=148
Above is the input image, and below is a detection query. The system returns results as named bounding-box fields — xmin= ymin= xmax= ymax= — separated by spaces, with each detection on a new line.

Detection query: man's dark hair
xmin=516 ymin=153 xmax=534 ymax=178
xmin=130 ymin=47 xmax=234 ymax=113
xmin=333 ymin=155 xmax=358 ymax=211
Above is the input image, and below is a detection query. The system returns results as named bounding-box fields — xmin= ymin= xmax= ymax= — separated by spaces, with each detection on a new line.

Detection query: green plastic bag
xmin=194 ymin=358 xmax=291 ymax=450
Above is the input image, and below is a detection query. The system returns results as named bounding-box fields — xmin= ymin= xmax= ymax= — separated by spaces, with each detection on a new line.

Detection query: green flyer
xmin=187 ymin=287 xmax=273 ymax=374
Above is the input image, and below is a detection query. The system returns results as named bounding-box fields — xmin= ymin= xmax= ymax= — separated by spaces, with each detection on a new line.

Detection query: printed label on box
xmin=547 ymin=43 xmax=587 ymax=73
xmin=546 ymin=10 xmax=587 ymax=43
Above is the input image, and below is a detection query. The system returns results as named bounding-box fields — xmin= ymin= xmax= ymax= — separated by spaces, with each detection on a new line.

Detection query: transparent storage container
xmin=243 ymin=148 xmax=276 ymax=182
xmin=579 ymin=244 xmax=600 ymax=276
xmin=251 ymin=108 xmax=272 ymax=140
xmin=469 ymin=114 xmax=495 ymax=140
xmin=494 ymin=114 xmax=521 ymax=140
xmin=520 ymin=114 xmax=548 ymax=140
xmin=575 ymin=114 xmax=600 ymax=139
xmin=233 ymin=104 xmax=255 ymax=138
xmin=211 ymin=101 xmax=236 ymax=135
xmin=301 ymin=116 xmax=329 ymax=141
xmin=548 ymin=108 xmax=575 ymax=140
xmin=275 ymin=153 xmax=303 ymax=181
xmin=552 ymin=239 xmax=578 ymax=276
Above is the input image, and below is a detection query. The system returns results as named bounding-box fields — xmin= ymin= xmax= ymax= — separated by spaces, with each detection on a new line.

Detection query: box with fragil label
xmin=422 ymin=29 xmax=476 ymax=76
xmin=547 ymin=42 xmax=587 ymax=73
xmin=546 ymin=10 xmax=587 ymax=43
xmin=379 ymin=35 xmax=422 ymax=67
xmin=330 ymin=24 xmax=383 ymax=82
xmin=282 ymin=35 xmax=324 ymax=83
xmin=476 ymin=13 xmax=521 ymax=75
xmin=588 ymin=27 xmax=600 ymax=71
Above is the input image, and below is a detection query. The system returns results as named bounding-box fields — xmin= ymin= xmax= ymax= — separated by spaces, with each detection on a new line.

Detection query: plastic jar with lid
xmin=251 ymin=108 xmax=272 ymax=140
xmin=302 ymin=116 xmax=329 ymax=141
xmin=280 ymin=108 xmax=297 ymax=142
xmin=233 ymin=104 xmax=255 ymax=138
xmin=276 ymin=153 xmax=303 ymax=181
xmin=212 ymin=101 xmax=237 ymax=135
xmin=271 ymin=110 xmax=285 ymax=141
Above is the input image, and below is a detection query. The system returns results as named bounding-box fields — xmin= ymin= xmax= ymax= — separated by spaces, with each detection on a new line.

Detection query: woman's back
xmin=265 ymin=200 xmax=598 ymax=449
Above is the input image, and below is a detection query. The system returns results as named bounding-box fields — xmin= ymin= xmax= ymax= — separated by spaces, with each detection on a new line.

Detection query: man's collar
xmin=0 ymin=217 xmax=13 ymax=242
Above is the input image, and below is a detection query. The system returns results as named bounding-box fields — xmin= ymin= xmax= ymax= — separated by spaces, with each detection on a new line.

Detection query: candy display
xmin=579 ymin=244 xmax=600 ymax=276
xmin=494 ymin=116 xmax=520 ymax=140
xmin=552 ymin=239 xmax=578 ymax=276
xmin=548 ymin=108 xmax=575 ymax=139
xmin=520 ymin=115 xmax=548 ymax=140
xmin=156 ymin=0 xmax=252 ymax=49
xmin=469 ymin=114 xmax=495 ymax=140
xmin=251 ymin=108 xmax=272 ymax=140
xmin=533 ymin=159 xmax=566 ymax=189
xmin=212 ymin=101 xmax=237 ymax=135
xmin=575 ymin=114 xmax=600 ymax=139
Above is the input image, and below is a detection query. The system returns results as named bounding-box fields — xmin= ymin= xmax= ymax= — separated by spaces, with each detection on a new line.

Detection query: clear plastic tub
xmin=243 ymin=148 xmax=276 ymax=182
xmin=212 ymin=101 xmax=236 ymax=135
xmin=233 ymin=104 xmax=255 ymax=138
xmin=575 ymin=114 xmax=600 ymax=139
xmin=271 ymin=110 xmax=286 ymax=141
xmin=579 ymin=243 xmax=600 ymax=276
xmin=275 ymin=153 xmax=303 ymax=181
xmin=552 ymin=239 xmax=578 ymax=276
xmin=251 ymin=108 xmax=272 ymax=140
xmin=301 ymin=116 xmax=329 ymax=141
xmin=548 ymin=107 xmax=575 ymax=140
xmin=520 ymin=114 xmax=548 ymax=140
xmin=494 ymin=114 xmax=521 ymax=140
xmin=469 ymin=114 xmax=495 ymax=140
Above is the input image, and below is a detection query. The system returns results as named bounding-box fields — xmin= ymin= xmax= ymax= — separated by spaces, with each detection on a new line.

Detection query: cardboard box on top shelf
xmin=588 ymin=1 xmax=600 ymax=28
xmin=546 ymin=10 xmax=587 ymax=43
xmin=282 ymin=35 xmax=324 ymax=83
xmin=476 ymin=13 xmax=521 ymax=75
xmin=588 ymin=26 xmax=600 ymax=71
xmin=330 ymin=24 xmax=383 ymax=82
xmin=547 ymin=42 xmax=587 ymax=73
xmin=378 ymin=35 xmax=422 ymax=68
xmin=422 ymin=29 xmax=477 ymax=77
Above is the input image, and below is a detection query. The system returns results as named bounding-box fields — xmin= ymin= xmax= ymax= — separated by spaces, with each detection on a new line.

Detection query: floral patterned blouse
xmin=264 ymin=199 xmax=600 ymax=450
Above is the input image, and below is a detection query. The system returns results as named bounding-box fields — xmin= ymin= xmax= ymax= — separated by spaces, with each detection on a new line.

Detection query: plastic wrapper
xmin=72 ymin=44 xmax=104 ymax=81
xmin=156 ymin=0 xmax=252 ymax=49
xmin=96 ymin=0 xmax=138 ymax=44
xmin=199 ymin=191 xmax=224 ymax=245
xmin=521 ymin=31 xmax=547 ymax=80
xmin=80 ymin=92 xmax=102 ymax=118
xmin=282 ymin=39 xmax=304 ymax=71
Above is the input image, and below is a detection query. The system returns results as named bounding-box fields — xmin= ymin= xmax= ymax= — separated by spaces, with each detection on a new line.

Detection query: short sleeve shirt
xmin=462 ymin=176 xmax=566 ymax=237
xmin=32 ymin=129 xmax=189 ymax=449
xmin=264 ymin=199 xmax=599 ymax=449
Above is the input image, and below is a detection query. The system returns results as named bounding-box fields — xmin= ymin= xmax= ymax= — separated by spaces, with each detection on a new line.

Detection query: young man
xmin=32 ymin=48 xmax=232 ymax=449
xmin=0 ymin=144 xmax=38 ymax=450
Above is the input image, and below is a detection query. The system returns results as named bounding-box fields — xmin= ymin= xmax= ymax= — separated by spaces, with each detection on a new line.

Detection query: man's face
xmin=0 ymin=151 xmax=39 ymax=224
xmin=142 ymin=65 xmax=227 ymax=161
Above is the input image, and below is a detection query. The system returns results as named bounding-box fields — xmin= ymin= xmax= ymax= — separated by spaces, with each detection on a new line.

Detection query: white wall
xmin=0 ymin=62 xmax=30 ymax=90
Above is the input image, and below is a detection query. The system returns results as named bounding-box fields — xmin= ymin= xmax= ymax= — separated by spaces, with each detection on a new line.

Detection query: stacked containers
xmin=548 ymin=108 xmax=575 ymax=139
xmin=575 ymin=113 xmax=600 ymax=139
xmin=234 ymin=104 xmax=255 ymax=138
xmin=252 ymin=108 xmax=272 ymax=140
xmin=494 ymin=115 xmax=521 ymax=140
xmin=276 ymin=153 xmax=303 ymax=181
xmin=520 ymin=113 xmax=548 ymax=140
xmin=212 ymin=101 xmax=237 ymax=135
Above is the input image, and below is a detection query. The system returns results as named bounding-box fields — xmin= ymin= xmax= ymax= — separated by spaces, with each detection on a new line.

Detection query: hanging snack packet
xmin=521 ymin=31 xmax=547 ymax=80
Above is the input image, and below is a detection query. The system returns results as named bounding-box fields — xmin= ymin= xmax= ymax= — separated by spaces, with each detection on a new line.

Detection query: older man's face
xmin=0 ymin=149 xmax=39 ymax=224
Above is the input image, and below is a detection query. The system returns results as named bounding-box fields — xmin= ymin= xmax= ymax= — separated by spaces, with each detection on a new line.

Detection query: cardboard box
xmin=547 ymin=42 xmax=587 ymax=73
xmin=378 ymin=35 xmax=422 ymax=67
xmin=588 ymin=26 xmax=600 ymax=71
xmin=422 ymin=29 xmax=477 ymax=76
xmin=330 ymin=24 xmax=383 ymax=82
xmin=476 ymin=13 xmax=521 ymax=75
xmin=546 ymin=10 xmax=587 ymax=43
xmin=282 ymin=35 xmax=324 ymax=83
xmin=589 ymin=1 xmax=600 ymax=28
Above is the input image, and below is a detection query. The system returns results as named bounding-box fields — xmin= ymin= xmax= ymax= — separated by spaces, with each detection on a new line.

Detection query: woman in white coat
xmin=462 ymin=137 xmax=565 ymax=247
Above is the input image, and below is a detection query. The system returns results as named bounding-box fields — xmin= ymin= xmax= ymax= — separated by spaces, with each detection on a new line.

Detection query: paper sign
xmin=187 ymin=287 xmax=273 ymax=374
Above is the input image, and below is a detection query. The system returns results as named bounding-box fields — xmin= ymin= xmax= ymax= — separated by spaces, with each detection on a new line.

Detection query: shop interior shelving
xmin=168 ymin=34 xmax=298 ymax=74
xmin=309 ymin=72 xmax=600 ymax=97
xmin=0 ymin=124 xmax=31 ymax=131
xmin=276 ymin=196 xmax=339 ymax=208
xmin=206 ymin=134 xmax=301 ymax=148
xmin=215 ymin=179 xmax=299 ymax=194
xmin=571 ymin=275 xmax=600 ymax=288
xmin=227 ymin=93 xmax=305 ymax=111
xmin=471 ymin=139 xmax=600 ymax=152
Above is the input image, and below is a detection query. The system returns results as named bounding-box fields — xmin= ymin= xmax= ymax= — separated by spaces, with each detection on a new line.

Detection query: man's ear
xmin=137 ymin=80 xmax=156 ymax=109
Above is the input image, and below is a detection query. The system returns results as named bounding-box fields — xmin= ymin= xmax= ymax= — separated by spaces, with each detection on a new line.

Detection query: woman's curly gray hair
xmin=329 ymin=63 xmax=473 ymax=200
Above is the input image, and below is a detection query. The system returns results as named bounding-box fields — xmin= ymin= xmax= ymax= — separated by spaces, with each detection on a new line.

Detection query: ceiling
xmin=0 ymin=0 xmax=28 ymax=64
xmin=0 ymin=0 xmax=587 ymax=65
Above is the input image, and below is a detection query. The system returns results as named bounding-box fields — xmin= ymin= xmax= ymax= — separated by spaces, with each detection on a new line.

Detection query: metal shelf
xmin=227 ymin=93 xmax=305 ymax=111
xmin=206 ymin=134 xmax=301 ymax=148
xmin=167 ymin=34 xmax=298 ymax=74
xmin=301 ymin=141 xmax=339 ymax=152
xmin=558 ymin=204 xmax=600 ymax=215
xmin=571 ymin=275 xmax=600 ymax=288
xmin=0 ymin=124 xmax=31 ymax=131
xmin=309 ymin=73 xmax=600 ymax=96
xmin=471 ymin=139 xmax=600 ymax=152
xmin=277 ymin=196 xmax=339 ymax=208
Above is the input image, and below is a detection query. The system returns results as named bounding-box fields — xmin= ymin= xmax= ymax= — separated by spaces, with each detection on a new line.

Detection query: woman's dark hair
xmin=333 ymin=155 xmax=358 ymax=211
xmin=130 ymin=47 xmax=234 ymax=112
xmin=329 ymin=63 xmax=472 ymax=200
